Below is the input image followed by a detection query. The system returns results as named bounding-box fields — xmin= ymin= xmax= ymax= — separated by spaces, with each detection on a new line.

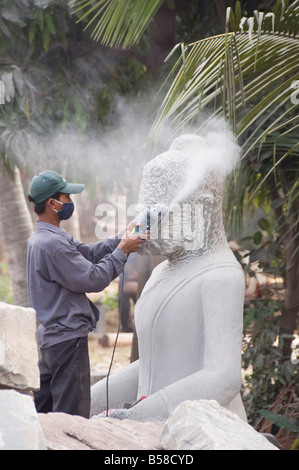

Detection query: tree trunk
xmin=0 ymin=165 xmax=34 ymax=307
xmin=213 ymin=0 xmax=226 ymax=28
xmin=272 ymin=190 xmax=299 ymax=356
xmin=280 ymin=204 xmax=299 ymax=356
xmin=147 ymin=3 xmax=176 ymax=69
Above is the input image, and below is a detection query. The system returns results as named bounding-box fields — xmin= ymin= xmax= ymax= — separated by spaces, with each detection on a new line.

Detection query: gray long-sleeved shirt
xmin=27 ymin=221 xmax=127 ymax=348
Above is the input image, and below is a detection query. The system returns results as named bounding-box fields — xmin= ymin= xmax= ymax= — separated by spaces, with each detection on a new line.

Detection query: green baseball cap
xmin=29 ymin=170 xmax=85 ymax=205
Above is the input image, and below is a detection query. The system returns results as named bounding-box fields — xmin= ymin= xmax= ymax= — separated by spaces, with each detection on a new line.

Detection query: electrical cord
xmin=105 ymin=274 xmax=123 ymax=417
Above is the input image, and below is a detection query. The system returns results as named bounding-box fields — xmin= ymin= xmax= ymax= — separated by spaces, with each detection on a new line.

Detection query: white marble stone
xmin=161 ymin=400 xmax=278 ymax=450
xmin=0 ymin=302 xmax=39 ymax=391
xmin=0 ymin=390 xmax=46 ymax=450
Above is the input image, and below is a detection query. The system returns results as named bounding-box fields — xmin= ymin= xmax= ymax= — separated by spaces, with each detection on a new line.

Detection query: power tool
xmin=131 ymin=209 xmax=151 ymax=235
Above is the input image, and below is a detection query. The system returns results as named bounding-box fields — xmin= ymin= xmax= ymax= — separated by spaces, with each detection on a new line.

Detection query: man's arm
xmin=72 ymin=224 xmax=142 ymax=263
xmin=72 ymin=234 xmax=122 ymax=264
xmin=48 ymin=233 xmax=147 ymax=294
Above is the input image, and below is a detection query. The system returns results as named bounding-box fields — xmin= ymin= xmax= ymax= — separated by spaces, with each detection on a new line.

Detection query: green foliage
xmin=261 ymin=410 xmax=299 ymax=433
xmin=0 ymin=1 xmax=79 ymax=172
xmin=242 ymin=299 xmax=298 ymax=424
xmin=152 ymin=1 xmax=299 ymax=140
xmin=261 ymin=410 xmax=299 ymax=449
xmin=237 ymin=216 xmax=286 ymax=279
xmin=0 ymin=0 xmax=69 ymax=56
xmin=0 ymin=0 xmax=153 ymax=180
xmin=146 ymin=1 xmax=299 ymax=241
xmin=291 ymin=437 xmax=299 ymax=450
xmin=100 ymin=290 xmax=118 ymax=311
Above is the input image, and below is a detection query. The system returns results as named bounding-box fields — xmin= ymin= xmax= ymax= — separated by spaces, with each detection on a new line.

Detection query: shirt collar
xmin=36 ymin=221 xmax=72 ymax=241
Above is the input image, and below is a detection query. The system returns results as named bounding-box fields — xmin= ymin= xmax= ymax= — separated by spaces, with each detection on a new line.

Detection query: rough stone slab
xmin=0 ymin=390 xmax=47 ymax=450
xmin=38 ymin=413 xmax=164 ymax=450
xmin=161 ymin=400 xmax=278 ymax=450
xmin=0 ymin=302 xmax=39 ymax=391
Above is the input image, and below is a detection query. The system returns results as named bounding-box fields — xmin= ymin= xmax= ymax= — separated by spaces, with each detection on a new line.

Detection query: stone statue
xmin=90 ymin=133 xmax=247 ymax=422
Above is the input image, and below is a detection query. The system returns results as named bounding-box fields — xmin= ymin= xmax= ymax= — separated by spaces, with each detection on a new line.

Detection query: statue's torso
xmin=135 ymin=249 xmax=243 ymax=399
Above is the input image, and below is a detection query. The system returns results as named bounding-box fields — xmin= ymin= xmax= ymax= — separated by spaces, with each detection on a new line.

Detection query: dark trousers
xmin=34 ymin=336 xmax=90 ymax=418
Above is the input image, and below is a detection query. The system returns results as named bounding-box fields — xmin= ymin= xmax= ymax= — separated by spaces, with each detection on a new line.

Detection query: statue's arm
xmin=90 ymin=359 xmax=140 ymax=417
xmin=126 ymin=266 xmax=245 ymax=422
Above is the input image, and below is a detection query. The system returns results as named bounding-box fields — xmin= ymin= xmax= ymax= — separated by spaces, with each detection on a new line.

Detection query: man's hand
xmin=118 ymin=230 xmax=149 ymax=255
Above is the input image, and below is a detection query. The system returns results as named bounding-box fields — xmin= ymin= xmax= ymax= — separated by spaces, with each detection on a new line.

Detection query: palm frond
xmin=151 ymin=1 xmax=299 ymax=150
xmin=69 ymin=0 xmax=164 ymax=48
xmin=148 ymin=0 xmax=299 ymax=235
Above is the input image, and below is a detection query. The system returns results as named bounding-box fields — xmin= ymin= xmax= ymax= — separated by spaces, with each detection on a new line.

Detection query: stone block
xmin=161 ymin=400 xmax=279 ymax=450
xmin=0 ymin=389 xmax=47 ymax=450
xmin=38 ymin=413 xmax=164 ymax=450
xmin=0 ymin=302 xmax=39 ymax=391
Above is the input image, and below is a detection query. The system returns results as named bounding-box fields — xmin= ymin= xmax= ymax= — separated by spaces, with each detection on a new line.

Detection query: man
xmin=27 ymin=170 xmax=146 ymax=418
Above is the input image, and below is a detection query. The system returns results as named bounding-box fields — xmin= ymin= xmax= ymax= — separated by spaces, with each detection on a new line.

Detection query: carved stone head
xmin=136 ymin=133 xmax=238 ymax=258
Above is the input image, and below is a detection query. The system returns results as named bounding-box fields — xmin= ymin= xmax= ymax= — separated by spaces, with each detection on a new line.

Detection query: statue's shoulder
xmin=141 ymin=259 xmax=169 ymax=295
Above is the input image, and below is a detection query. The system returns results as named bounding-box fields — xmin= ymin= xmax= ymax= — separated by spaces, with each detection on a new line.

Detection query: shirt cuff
xmin=113 ymin=247 xmax=128 ymax=263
